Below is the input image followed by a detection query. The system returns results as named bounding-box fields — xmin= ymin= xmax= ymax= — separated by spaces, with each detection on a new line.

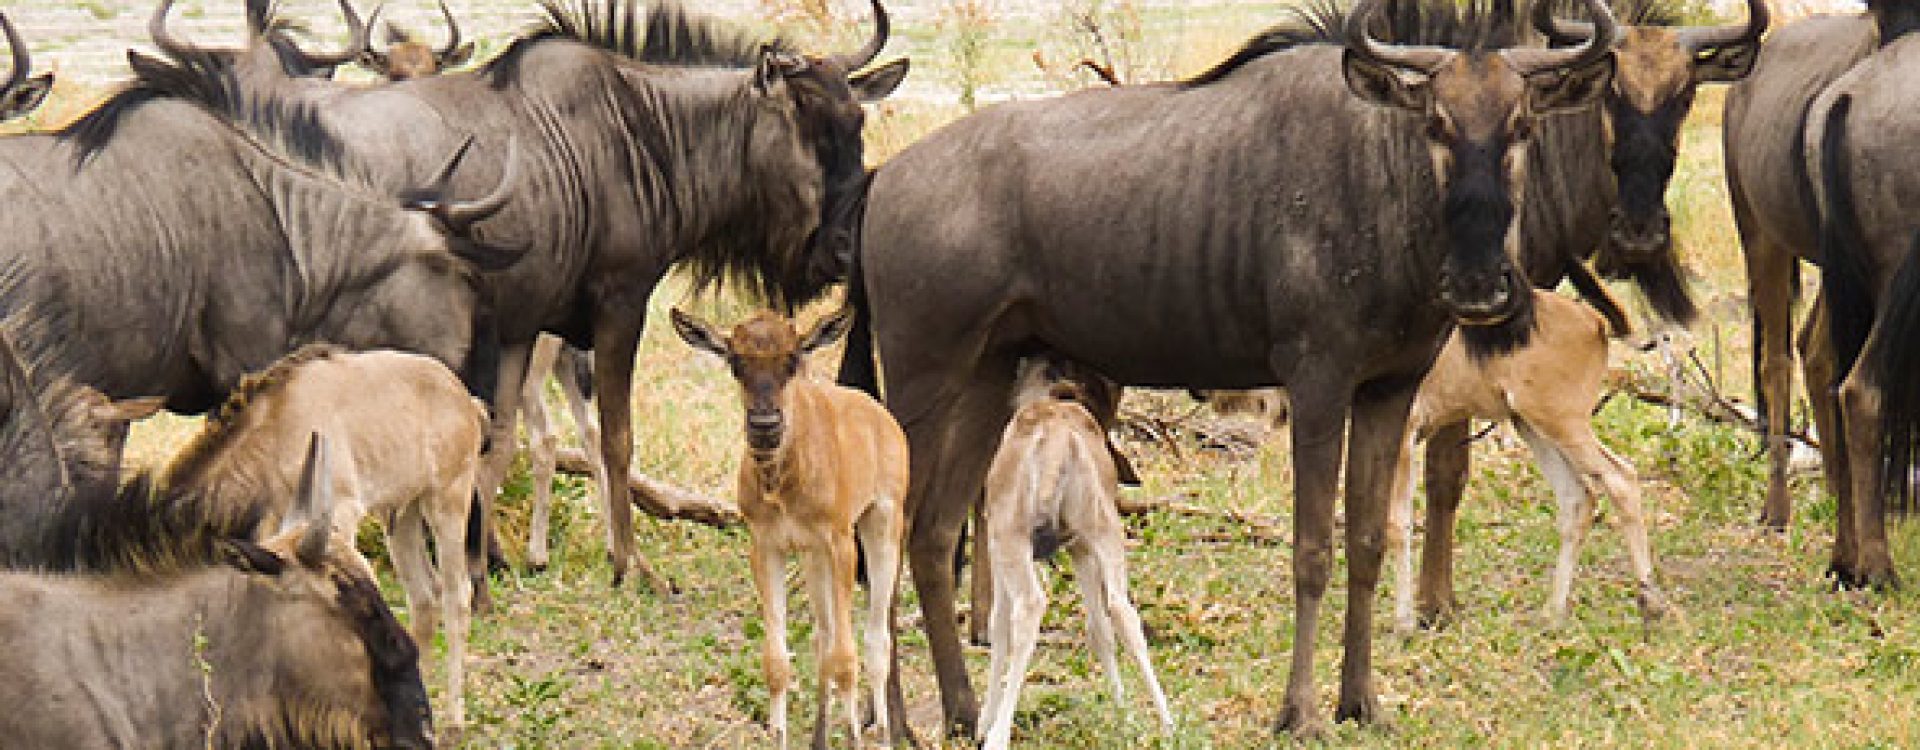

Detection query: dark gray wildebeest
xmin=0 ymin=12 xmax=52 ymax=122
xmin=0 ymin=62 xmax=522 ymax=414
xmin=1800 ymin=14 xmax=1920 ymax=589
xmin=841 ymin=0 xmax=1617 ymax=735
xmin=1724 ymin=6 xmax=1889 ymax=534
xmin=1405 ymin=0 xmax=1766 ymax=629
xmin=0 ymin=286 xmax=434 ymax=748
xmin=159 ymin=0 xmax=910 ymax=594
xmin=358 ymin=0 xmax=474 ymax=81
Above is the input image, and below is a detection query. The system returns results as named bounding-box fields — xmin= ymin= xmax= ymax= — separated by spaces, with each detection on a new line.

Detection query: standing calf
xmin=1389 ymin=290 xmax=1668 ymax=628
xmin=977 ymin=358 xmax=1172 ymax=750
xmin=156 ymin=344 xmax=488 ymax=725
xmin=673 ymin=307 xmax=906 ymax=749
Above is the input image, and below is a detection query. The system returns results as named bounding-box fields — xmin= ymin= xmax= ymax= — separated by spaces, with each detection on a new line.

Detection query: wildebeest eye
xmin=1509 ymin=115 xmax=1534 ymax=142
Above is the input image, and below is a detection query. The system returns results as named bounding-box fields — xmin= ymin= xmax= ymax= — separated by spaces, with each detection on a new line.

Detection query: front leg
xmin=750 ymin=533 xmax=794 ymax=750
xmin=1417 ymin=423 xmax=1471 ymax=625
xmin=1335 ymin=379 xmax=1418 ymax=725
xmin=1274 ymin=375 xmax=1349 ymax=738
xmin=591 ymin=317 xmax=670 ymax=593
xmin=471 ymin=338 xmax=534 ymax=613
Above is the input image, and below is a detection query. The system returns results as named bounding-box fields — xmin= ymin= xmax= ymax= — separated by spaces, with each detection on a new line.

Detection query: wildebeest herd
xmin=3 ymin=0 xmax=1918 ymax=745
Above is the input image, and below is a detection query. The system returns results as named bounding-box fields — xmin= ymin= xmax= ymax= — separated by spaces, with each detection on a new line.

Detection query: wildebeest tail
xmin=1870 ymin=233 xmax=1920 ymax=513
xmin=1819 ymin=96 xmax=1874 ymax=390
xmin=835 ymin=237 xmax=880 ymax=397
xmin=1562 ymin=257 xmax=1632 ymax=338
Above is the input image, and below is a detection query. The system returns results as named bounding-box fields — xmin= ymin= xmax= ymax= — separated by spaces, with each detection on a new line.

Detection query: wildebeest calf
xmin=977 ymin=358 xmax=1172 ymax=750
xmin=154 ymin=343 xmax=488 ymax=725
xmin=0 ymin=435 xmax=435 ymax=749
xmin=1388 ymin=289 xmax=1668 ymax=628
xmin=673 ymin=307 xmax=906 ymax=749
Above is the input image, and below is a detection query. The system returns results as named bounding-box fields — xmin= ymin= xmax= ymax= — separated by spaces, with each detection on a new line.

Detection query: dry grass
xmin=76 ymin=4 xmax=1920 ymax=747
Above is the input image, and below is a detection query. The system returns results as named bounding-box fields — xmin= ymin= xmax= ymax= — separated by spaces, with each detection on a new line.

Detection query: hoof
xmin=1335 ymin=693 xmax=1382 ymax=726
xmin=1416 ymin=605 xmax=1456 ymax=631
xmin=486 ymin=551 xmax=512 ymax=574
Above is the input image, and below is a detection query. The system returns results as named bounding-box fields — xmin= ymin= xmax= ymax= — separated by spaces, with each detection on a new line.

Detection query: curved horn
xmin=1530 ymin=0 xmax=1594 ymax=47
xmin=297 ymin=0 xmax=378 ymax=68
xmin=829 ymin=0 xmax=889 ymax=71
xmin=1345 ymin=0 xmax=1452 ymax=73
xmin=436 ymin=0 xmax=463 ymax=62
xmin=149 ymin=0 xmax=201 ymax=58
xmin=414 ymin=137 xmax=520 ymax=232
xmin=1675 ymin=0 xmax=1768 ymax=51
xmin=1505 ymin=0 xmax=1615 ymax=75
xmin=1 ymin=13 xmax=27 ymax=95
xmin=294 ymin=432 xmax=334 ymax=568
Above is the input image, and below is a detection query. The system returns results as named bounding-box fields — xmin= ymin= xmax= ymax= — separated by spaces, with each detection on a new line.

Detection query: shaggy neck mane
xmin=1186 ymin=0 xmax=1521 ymax=87
xmin=57 ymin=49 xmax=348 ymax=173
xmin=164 ymin=343 xmax=339 ymax=490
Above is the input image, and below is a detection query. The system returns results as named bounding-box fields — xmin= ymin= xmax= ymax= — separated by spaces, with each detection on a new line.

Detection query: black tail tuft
xmin=1819 ymin=96 xmax=1875 ymax=388
xmin=1871 ymin=233 xmax=1920 ymax=514
xmin=835 ymin=233 xmax=880 ymax=398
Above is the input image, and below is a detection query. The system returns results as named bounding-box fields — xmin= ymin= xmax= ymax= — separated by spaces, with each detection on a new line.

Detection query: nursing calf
xmin=673 ymin=308 xmax=906 ymax=749
xmin=1389 ymin=290 xmax=1667 ymax=628
xmin=978 ymin=358 xmax=1172 ymax=750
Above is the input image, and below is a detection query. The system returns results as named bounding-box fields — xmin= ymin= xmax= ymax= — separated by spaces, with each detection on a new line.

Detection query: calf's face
xmin=671 ymin=308 xmax=854 ymax=456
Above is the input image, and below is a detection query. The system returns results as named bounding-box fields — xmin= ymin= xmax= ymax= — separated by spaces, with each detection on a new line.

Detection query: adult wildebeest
xmin=152 ymin=0 xmax=372 ymax=81
xmin=161 ymin=0 xmax=910 ymax=592
xmin=0 ymin=283 xmax=434 ymax=748
xmin=1800 ymin=16 xmax=1920 ymax=588
xmin=357 ymin=0 xmax=473 ymax=81
xmin=0 ymin=63 xmax=522 ymax=414
xmin=0 ymin=13 xmax=52 ymax=122
xmin=843 ymin=0 xmax=1617 ymax=735
xmin=1404 ymin=0 xmax=1766 ymax=628
xmin=1724 ymin=8 xmax=1882 ymax=534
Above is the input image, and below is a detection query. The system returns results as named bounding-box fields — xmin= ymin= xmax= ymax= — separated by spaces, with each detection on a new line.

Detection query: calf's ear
xmin=671 ymin=309 xmax=729 ymax=358
xmin=800 ymin=307 xmax=855 ymax=353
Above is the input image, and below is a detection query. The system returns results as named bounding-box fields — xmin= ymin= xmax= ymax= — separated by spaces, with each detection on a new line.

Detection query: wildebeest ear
xmin=1340 ymin=49 xmax=1431 ymax=112
xmin=1527 ymin=56 xmax=1615 ymax=116
xmin=444 ymin=41 xmax=476 ymax=68
xmin=800 ymin=307 xmax=855 ymax=353
xmin=221 ymin=539 xmax=289 ymax=576
xmin=670 ymin=308 xmax=729 ymax=358
xmin=754 ymin=47 xmax=807 ymax=94
xmin=0 ymin=72 xmax=51 ymax=120
xmin=849 ymin=58 xmax=909 ymax=103
xmin=90 ymin=396 xmax=165 ymax=424
xmin=1691 ymin=42 xmax=1757 ymax=84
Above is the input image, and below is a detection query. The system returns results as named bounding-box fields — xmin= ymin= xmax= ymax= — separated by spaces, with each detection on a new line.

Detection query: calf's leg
xmin=522 ymin=335 xmax=562 ymax=571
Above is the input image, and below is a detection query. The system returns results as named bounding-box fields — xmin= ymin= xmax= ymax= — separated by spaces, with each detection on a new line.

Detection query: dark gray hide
xmin=177 ymin=0 xmax=909 ymax=590
xmin=4 ymin=92 xmax=516 ymax=413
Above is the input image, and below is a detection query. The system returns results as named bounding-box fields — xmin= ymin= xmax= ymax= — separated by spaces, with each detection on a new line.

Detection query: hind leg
xmin=386 ymin=505 xmax=441 ymax=648
xmin=749 ymin=534 xmax=793 ymax=749
xmin=430 ymin=476 xmax=477 ymax=726
xmin=1387 ymin=429 xmax=1421 ymax=632
xmin=1513 ymin=421 xmax=1596 ymax=624
xmin=1071 ymin=548 xmax=1126 ymax=706
xmin=1082 ymin=534 xmax=1174 ymax=732
xmin=1416 ymin=424 xmax=1471 ymax=626
xmin=1747 ymin=240 xmax=1798 ymax=530
xmin=472 ymin=339 xmax=533 ymax=612
xmin=1801 ymin=300 xmax=1860 ymax=581
xmin=1838 ymin=333 xmax=1899 ymax=588
xmin=523 ymin=335 xmax=562 ymax=571
xmin=979 ymin=541 xmax=1044 ymax=750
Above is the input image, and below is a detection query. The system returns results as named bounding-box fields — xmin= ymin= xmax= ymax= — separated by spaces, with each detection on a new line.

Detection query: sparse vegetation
xmin=60 ymin=1 xmax=1919 ymax=747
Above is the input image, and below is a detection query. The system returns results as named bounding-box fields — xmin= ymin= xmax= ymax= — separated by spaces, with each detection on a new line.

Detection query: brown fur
xmin=673 ymin=307 xmax=906 ymax=749
xmin=976 ymin=359 xmax=1171 ymax=749
xmin=1386 ymin=290 xmax=1667 ymax=628
xmin=154 ymin=344 xmax=487 ymax=726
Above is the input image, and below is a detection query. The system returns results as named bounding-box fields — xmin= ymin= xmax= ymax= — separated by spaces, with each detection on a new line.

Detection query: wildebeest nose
xmin=748 ymin=412 xmax=782 ymax=430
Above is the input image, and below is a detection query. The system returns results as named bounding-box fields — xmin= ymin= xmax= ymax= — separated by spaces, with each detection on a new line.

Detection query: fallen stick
xmin=554 ymin=447 xmax=741 ymax=528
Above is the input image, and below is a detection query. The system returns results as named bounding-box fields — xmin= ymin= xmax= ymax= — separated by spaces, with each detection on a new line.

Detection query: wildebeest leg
xmin=1837 ymin=332 xmax=1898 ymax=588
xmin=1387 ymin=428 xmax=1422 ymax=633
xmin=592 ymin=319 xmax=671 ymax=594
xmin=1082 ymin=538 xmax=1173 ymax=732
xmin=1512 ymin=421 xmax=1596 ymax=624
xmin=1073 ymin=549 xmax=1126 ymax=706
xmin=1416 ymin=423 xmax=1471 ymax=626
xmin=750 ymin=536 xmax=793 ymax=750
xmin=803 ymin=534 xmax=859 ymax=750
xmin=1747 ymin=240 xmax=1797 ymax=530
xmin=855 ymin=498 xmax=903 ymax=747
xmin=969 ymin=499 xmax=993 ymax=647
xmin=558 ymin=341 xmax=613 ymax=568
xmin=471 ymin=338 xmax=534 ymax=613
xmin=1800 ymin=299 xmax=1857 ymax=578
xmin=1273 ymin=375 xmax=1348 ymax=736
xmin=386 ymin=504 xmax=440 ymax=648
xmin=1334 ymin=381 xmax=1415 ymax=725
xmin=432 ymin=470 xmax=477 ymax=727
xmin=979 ymin=533 xmax=1043 ymax=750
xmin=523 ymin=335 xmax=562 ymax=571
xmin=902 ymin=375 xmax=1012 ymax=738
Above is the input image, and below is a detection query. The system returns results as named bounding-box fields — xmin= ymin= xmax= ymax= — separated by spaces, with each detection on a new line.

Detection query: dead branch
xmin=1606 ymin=366 xmax=1821 ymax=450
xmin=553 ymin=447 xmax=741 ymax=528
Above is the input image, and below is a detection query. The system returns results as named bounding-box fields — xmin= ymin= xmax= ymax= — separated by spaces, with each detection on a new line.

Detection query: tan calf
xmin=157 ymin=343 xmax=488 ymax=725
xmin=978 ymin=358 xmax=1172 ymax=750
xmin=673 ymin=307 xmax=907 ymax=749
xmin=1388 ymin=290 xmax=1667 ymax=629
